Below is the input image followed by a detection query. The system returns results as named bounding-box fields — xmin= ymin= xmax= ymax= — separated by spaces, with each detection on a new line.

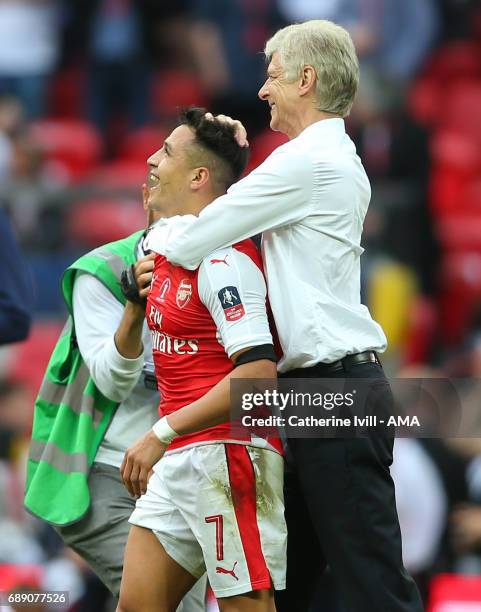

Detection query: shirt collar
xmin=297 ymin=117 xmax=345 ymax=140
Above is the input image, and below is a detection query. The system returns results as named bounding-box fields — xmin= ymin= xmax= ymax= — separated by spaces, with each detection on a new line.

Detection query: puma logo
xmin=216 ymin=561 xmax=238 ymax=580
xmin=210 ymin=254 xmax=229 ymax=266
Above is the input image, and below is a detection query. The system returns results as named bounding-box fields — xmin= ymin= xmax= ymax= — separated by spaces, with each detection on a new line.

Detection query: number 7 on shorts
xmin=205 ymin=515 xmax=224 ymax=561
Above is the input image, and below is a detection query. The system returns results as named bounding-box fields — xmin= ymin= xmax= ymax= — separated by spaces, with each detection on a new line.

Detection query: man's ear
xmin=299 ymin=65 xmax=317 ymax=97
xmin=190 ymin=166 xmax=210 ymax=191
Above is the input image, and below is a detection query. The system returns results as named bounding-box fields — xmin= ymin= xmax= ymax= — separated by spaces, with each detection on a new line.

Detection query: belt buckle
xmin=328 ymin=359 xmax=344 ymax=373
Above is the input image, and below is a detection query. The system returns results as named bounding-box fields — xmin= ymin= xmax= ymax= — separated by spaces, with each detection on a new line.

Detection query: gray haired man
xmin=147 ymin=20 xmax=423 ymax=612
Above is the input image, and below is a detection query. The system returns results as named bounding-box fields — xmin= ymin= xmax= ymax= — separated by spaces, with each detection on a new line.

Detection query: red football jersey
xmin=146 ymin=239 xmax=282 ymax=454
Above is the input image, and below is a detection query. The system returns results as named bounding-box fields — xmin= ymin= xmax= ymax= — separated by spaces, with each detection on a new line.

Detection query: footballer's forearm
xmin=165 ymin=359 xmax=277 ymax=436
xmin=114 ymin=301 xmax=145 ymax=359
xmin=114 ymin=253 xmax=155 ymax=359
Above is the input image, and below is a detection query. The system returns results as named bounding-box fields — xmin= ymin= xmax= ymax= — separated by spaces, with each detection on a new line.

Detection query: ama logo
xmin=218 ymin=286 xmax=245 ymax=321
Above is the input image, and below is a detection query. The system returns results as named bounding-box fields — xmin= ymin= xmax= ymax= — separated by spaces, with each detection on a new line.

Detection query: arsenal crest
xmin=176 ymin=279 xmax=193 ymax=309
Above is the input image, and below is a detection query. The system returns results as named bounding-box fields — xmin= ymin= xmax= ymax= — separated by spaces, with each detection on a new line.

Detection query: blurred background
xmin=1 ymin=0 xmax=481 ymax=610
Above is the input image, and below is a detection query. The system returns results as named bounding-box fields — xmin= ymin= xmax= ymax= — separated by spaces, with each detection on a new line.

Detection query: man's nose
xmin=147 ymin=148 xmax=162 ymax=167
xmin=258 ymin=80 xmax=269 ymax=100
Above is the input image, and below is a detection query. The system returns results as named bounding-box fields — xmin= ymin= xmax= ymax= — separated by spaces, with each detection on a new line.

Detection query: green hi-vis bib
xmin=24 ymin=231 xmax=143 ymax=526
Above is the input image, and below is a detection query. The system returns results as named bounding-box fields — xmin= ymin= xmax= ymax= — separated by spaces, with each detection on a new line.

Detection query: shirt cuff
xmin=107 ymin=335 xmax=145 ymax=374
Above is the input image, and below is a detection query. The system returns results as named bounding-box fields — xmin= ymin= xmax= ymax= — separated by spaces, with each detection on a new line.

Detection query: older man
xmin=147 ymin=20 xmax=423 ymax=612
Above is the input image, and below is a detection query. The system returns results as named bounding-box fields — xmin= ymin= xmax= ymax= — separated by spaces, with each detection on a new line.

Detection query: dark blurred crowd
xmin=1 ymin=0 xmax=481 ymax=610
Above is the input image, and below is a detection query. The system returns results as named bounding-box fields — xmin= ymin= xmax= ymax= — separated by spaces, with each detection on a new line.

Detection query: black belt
xmin=282 ymin=351 xmax=382 ymax=377
xmin=324 ymin=350 xmax=381 ymax=372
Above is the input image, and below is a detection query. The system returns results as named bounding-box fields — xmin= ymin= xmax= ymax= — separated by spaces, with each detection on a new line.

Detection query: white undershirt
xmin=72 ymin=274 xmax=158 ymax=469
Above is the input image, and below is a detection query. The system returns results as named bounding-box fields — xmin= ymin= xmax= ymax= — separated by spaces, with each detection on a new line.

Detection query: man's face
xmin=258 ymin=52 xmax=300 ymax=137
xmin=146 ymin=125 xmax=197 ymax=217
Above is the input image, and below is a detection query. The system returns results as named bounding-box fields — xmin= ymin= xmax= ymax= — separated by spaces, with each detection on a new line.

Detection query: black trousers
xmin=275 ymin=362 xmax=424 ymax=612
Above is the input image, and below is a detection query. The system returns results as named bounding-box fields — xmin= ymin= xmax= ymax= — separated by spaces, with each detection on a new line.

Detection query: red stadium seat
xmin=408 ymin=77 xmax=442 ymax=127
xmin=434 ymin=177 xmax=481 ymax=218
xmin=436 ymin=214 xmax=481 ymax=251
xmin=429 ymin=169 xmax=459 ymax=215
xmin=429 ymin=131 xmax=481 ymax=214
xmin=429 ymin=167 xmax=467 ymax=215
xmin=47 ymin=67 xmax=86 ymax=119
xmin=428 ymin=574 xmax=481 ymax=611
xmin=88 ymin=160 xmax=147 ymax=190
xmin=441 ymin=81 xmax=481 ymax=141
xmin=439 ymin=251 xmax=481 ymax=344
xmin=7 ymin=320 xmax=64 ymax=400
xmin=402 ymin=296 xmax=438 ymax=365
xmin=0 ymin=564 xmax=43 ymax=591
xmin=67 ymin=197 xmax=146 ymax=247
xmin=29 ymin=119 xmax=102 ymax=181
xmin=430 ymin=130 xmax=481 ymax=174
xmin=118 ymin=125 xmax=168 ymax=163
xmin=152 ymin=70 xmax=209 ymax=119
xmin=425 ymin=41 xmax=481 ymax=82
xmin=247 ymin=129 xmax=289 ymax=172
xmin=462 ymin=177 xmax=481 ymax=211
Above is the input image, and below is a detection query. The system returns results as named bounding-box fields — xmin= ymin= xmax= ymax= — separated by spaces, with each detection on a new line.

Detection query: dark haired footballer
xmin=118 ymin=109 xmax=286 ymax=612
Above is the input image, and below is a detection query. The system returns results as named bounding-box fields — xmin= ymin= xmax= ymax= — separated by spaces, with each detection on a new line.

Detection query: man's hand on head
xmin=204 ymin=112 xmax=249 ymax=147
xmin=120 ymin=430 xmax=167 ymax=497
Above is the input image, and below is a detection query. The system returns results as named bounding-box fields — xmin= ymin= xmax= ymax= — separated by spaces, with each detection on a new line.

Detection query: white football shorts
xmin=129 ymin=443 xmax=287 ymax=598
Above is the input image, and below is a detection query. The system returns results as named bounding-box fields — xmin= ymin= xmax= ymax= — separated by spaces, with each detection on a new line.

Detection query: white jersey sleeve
xmin=198 ymin=246 xmax=273 ymax=358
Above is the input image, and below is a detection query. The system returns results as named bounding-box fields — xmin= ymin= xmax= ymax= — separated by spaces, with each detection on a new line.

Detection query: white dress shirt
xmin=151 ymin=118 xmax=387 ymax=372
xmin=72 ymin=273 xmax=158 ymax=468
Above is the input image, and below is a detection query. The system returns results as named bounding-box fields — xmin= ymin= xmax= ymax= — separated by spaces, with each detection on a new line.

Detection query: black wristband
xmin=234 ymin=344 xmax=277 ymax=366
xmin=120 ymin=265 xmax=145 ymax=306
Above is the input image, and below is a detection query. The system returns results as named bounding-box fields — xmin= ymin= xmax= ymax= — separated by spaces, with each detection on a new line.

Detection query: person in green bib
xmin=24 ymin=180 xmax=206 ymax=609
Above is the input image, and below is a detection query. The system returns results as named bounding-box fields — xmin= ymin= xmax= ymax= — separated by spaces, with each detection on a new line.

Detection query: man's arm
xmin=121 ymin=353 xmax=276 ymax=497
xmin=170 ymin=246 xmax=276 ymax=433
xmin=167 ymin=354 xmax=276 ymax=434
xmin=155 ymin=148 xmax=313 ymax=269
xmin=114 ymin=253 xmax=155 ymax=358
xmin=121 ymin=246 xmax=277 ymax=496
xmin=72 ymin=254 xmax=154 ymax=402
